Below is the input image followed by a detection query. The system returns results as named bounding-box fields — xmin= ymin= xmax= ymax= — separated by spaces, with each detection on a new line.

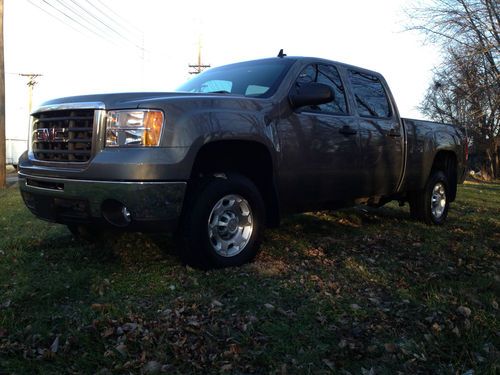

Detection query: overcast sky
xmin=4 ymin=0 xmax=440 ymax=139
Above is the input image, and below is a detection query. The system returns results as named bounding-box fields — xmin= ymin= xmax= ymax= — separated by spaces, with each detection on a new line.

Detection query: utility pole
xmin=0 ymin=0 xmax=6 ymax=189
xmin=188 ymin=38 xmax=210 ymax=75
xmin=19 ymin=73 xmax=42 ymax=114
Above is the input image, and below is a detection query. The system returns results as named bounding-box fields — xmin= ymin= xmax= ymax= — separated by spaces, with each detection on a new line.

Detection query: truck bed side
xmin=402 ymin=118 xmax=467 ymax=193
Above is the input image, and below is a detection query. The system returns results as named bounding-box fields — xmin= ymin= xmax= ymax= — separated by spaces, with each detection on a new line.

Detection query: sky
xmin=4 ymin=0 xmax=441 ymax=143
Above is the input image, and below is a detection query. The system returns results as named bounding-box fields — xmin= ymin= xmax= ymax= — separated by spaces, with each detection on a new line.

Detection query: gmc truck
xmin=18 ymin=55 xmax=467 ymax=268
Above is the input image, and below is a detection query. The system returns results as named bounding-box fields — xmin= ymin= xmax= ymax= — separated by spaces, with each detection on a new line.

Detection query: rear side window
xmin=349 ymin=71 xmax=391 ymax=118
xmin=296 ymin=64 xmax=348 ymax=115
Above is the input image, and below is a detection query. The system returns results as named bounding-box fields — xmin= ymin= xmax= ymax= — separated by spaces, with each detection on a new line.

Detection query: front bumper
xmin=19 ymin=173 xmax=186 ymax=231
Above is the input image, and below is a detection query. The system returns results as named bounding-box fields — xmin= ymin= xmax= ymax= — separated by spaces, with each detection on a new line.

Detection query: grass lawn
xmin=0 ymin=181 xmax=499 ymax=374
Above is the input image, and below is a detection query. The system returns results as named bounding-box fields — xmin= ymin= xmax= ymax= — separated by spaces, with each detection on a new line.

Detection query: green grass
xmin=1 ymin=181 xmax=499 ymax=374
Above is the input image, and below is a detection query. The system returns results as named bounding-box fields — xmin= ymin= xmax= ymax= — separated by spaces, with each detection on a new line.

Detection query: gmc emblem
xmin=35 ymin=128 xmax=68 ymax=142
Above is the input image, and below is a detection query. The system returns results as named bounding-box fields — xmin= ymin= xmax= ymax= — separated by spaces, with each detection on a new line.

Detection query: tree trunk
xmin=492 ymin=137 xmax=500 ymax=179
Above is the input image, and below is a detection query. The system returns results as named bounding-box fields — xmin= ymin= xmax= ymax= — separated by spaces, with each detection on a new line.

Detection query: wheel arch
xmin=429 ymin=150 xmax=458 ymax=202
xmin=189 ymin=140 xmax=280 ymax=227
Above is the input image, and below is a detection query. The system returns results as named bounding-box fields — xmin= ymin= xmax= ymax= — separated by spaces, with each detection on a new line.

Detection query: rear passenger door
xmin=347 ymin=70 xmax=404 ymax=196
xmin=278 ymin=63 xmax=363 ymax=209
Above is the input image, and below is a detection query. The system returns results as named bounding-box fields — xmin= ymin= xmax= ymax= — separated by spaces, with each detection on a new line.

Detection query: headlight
xmin=105 ymin=110 xmax=164 ymax=147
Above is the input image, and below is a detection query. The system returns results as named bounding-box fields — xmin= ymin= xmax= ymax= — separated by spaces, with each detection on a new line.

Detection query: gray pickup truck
xmin=18 ymin=55 xmax=467 ymax=268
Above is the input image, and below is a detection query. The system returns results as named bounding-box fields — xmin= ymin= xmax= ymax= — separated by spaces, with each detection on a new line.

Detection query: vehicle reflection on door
xmin=358 ymin=117 xmax=403 ymax=197
xmin=278 ymin=111 xmax=361 ymax=211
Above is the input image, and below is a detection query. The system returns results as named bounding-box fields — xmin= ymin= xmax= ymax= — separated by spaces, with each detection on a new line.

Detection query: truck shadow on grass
xmin=1 ymin=190 xmax=499 ymax=374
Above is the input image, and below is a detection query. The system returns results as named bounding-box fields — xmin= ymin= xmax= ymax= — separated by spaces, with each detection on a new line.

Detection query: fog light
xmin=102 ymin=200 xmax=132 ymax=227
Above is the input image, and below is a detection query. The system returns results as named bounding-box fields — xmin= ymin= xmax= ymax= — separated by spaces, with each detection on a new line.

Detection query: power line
xmin=26 ymin=0 xmax=145 ymax=53
xmin=26 ymin=0 xmax=87 ymax=36
xmin=52 ymin=0 xmax=132 ymax=47
xmin=65 ymin=0 xmax=144 ymax=51
xmin=84 ymin=0 xmax=142 ymax=41
xmin=52 ymin=0 xmax=125 ymax=42
xmin=94 ymin=0 xmax=143 ymax=35
xmin=40 ymin=0 xmax=113 ymax=41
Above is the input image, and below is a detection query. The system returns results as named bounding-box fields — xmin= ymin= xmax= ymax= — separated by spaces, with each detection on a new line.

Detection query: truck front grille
xmin=32 ymin=109 xmax=95 ymax=162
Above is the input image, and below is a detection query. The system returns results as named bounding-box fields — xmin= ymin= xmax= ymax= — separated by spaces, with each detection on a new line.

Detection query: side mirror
xmin=289 ymin=82 xmax=334 ymax=109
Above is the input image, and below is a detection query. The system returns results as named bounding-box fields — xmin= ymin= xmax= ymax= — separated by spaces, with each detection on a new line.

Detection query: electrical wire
xmin=66 ymin=0 xmax=143 ymax=50
xmin=52 ymin=0 xmax=123 ymax=45
xmin=25 ymin=0 xmax=90 ymax=37
xmin=25 ymin=0 xmax=146 ymax=53
xmin=94 ymin=0 xmax=143 ymax=34
xmin=84 ymin=0 xmax=142 ymax=40
xmin=38 ymin=0 xmax=117 ymax=43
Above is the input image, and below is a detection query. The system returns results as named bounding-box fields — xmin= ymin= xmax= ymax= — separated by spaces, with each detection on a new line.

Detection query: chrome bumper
xmin=18 ymin=173 xmax=186 ymax=228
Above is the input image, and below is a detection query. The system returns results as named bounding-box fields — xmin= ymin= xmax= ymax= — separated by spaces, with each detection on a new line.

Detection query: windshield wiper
xmin=207 ymin=90 xmax=231 ymax=94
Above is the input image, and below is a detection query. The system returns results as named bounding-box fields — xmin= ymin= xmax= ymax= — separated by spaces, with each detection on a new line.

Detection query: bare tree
xmin=409 ymin=0 xmax=499 ymax=178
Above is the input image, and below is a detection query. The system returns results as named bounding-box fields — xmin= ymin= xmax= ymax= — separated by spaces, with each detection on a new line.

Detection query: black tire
xmin=409 ymin=170 xmax=450 ymax=225
xmin=178 ymin=173 xmax=265 ymax=269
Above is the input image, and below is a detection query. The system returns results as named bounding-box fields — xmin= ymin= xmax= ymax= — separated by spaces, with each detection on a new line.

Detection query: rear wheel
xmin=409 ymin=170 xmax=450 ymax=225
xmin=178 ymin=174 xmax=265 ymax=269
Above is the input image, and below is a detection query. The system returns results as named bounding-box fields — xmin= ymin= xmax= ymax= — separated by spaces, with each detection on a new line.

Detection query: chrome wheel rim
xmin=208 ymin=194 xmax=253 ymax=257
xmin=431 ymin=182 xmax=447 ymax=219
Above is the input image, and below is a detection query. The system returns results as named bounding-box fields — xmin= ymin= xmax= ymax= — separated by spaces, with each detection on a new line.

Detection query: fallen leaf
xmin=264 ymin=303 xmax=275 ymax=310
xmin=322 ymin=359 xmax=335 ymax=370
xmin=101 ymin=327 xmax=114 ymax=338
xmin=220 ymin=363 xmax=232 ymax=372
xmin=457 ymin=306 xmax=472 ymax=317
xmin=464 ymin=319 xmax=471 ymax=330
xmin=142 ymin=361 xmax=161 ymax=374
xmin=432 ymin=323 xmax=442 ymax=333
xmin=115 ymin=344 xmax=127 ymax=358
xmin=384 ymin=343 xmax=397 ymax=353
xmin=91 ymin=303 xmax=111 ymax=311
xmin=50 ymin=336 xmax=59 ymax=353
xmin=211 ymin=300 xmax=223 ymax=307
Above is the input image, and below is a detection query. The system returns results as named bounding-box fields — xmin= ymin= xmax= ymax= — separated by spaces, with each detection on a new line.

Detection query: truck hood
xmin=36 ymin=92 xmax=246 ymax=111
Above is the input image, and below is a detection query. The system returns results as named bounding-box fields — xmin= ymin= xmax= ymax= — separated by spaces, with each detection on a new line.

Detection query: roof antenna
xmin=277 ymin=49 xmax=287 ymax=58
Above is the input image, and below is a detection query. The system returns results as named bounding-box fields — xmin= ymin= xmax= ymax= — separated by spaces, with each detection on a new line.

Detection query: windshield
xmin=176 ymin=59 xmax=294 ymax=98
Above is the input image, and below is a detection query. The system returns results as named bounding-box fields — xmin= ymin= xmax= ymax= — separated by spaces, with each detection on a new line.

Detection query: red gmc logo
xmin=35 ymin=128 xmax=67 ymax=142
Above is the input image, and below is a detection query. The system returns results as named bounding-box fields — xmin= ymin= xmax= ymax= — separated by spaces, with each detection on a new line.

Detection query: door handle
xmin=339 ymin=125 xmax=357 ymax=136
xmin=387 ymin=128 xmax=401 ymax=137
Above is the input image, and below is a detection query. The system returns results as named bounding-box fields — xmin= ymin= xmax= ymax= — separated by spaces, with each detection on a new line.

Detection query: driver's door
xmin=277 ymin=63 xmax=363 ymax=211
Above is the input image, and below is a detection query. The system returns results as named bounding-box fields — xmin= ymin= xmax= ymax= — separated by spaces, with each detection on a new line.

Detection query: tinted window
xmin=176 ymin=59 xmax=294 ymax=98
xmin=200 ymin=80 xmax=232 ymax=93
xmin=295 ymin=64 xmax=348 ymax=115
xmin=349 ymin=71 xmax=391 ymax=118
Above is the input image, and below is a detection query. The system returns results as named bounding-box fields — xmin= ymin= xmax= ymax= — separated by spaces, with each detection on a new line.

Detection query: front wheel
xmin=178 ymin=174 xmax=265 ymax=269
xmin=409 ymin=170 xmax=450 ymax=225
